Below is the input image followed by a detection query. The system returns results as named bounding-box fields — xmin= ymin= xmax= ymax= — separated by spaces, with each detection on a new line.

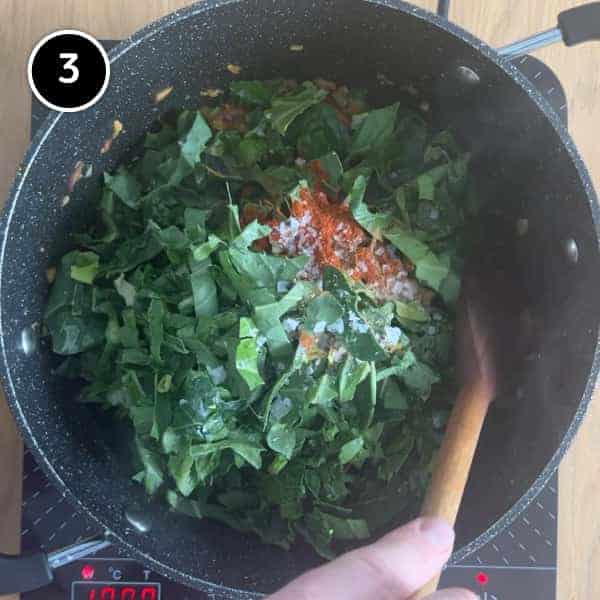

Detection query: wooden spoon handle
xmin=412 ymin=378 xmax=492 ymax=599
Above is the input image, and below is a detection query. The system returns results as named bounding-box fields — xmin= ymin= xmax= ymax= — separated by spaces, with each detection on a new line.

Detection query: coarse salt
xmin=326 ymin=318 xmax=345 ymax=334
xmin=330 ymin=345 xmax=347 ymax=363
xmin=207 ymin=365 xmax=227 ymax=385
xmin=270 ymin=396 xmax=293 ymax=421
xmin=390 ymin=278 xmax=418 ymax=301
xmin=383 ymin=326 xmax=402 ymax=346
xmin=313 ymin=321 xmax=326 ymax=334
xmin=283 ymin=318 xmax=300 ymax=332
xmin=348 ymin=312 xmax=369 ymax=333
xmin=277 ymin=280 xmax=290 ymax=293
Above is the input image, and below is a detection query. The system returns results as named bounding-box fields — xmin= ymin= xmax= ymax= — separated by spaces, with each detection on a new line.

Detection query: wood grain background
xmin=1 ymin=2 xmax=599 ymax=598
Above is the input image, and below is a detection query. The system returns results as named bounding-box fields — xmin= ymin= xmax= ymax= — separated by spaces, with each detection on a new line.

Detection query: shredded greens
xmin=45 ymin=79 xmax=477 ymax=558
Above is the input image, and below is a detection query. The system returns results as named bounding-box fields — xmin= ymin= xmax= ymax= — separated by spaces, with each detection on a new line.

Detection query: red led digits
xmin=140 ymin=587 xmax=158 ymax=600
xmin=82 ymin=583 xmax=159 ymax=600
xmin=120 ymin=588 xmax=136 ymax=600
xmin=475 ymin=571 xmax=489 ymax=586
xmin=100 ymin=587 xmax=116 ymax=600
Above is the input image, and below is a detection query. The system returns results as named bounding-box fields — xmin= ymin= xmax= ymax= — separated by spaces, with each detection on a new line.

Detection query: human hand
xmin=268 ymin=517 xmax=478 ymax=600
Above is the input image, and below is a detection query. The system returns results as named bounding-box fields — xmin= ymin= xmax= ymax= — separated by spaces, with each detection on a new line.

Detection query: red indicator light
xmin=81 ymin=564 xmax=95 ymax=580
xmin=475 ymin=571 xmax=489 ymax=586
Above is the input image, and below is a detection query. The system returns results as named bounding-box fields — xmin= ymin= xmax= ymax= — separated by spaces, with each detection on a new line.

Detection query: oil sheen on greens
xmin=44 ymin=79 xmax=477 ymax=558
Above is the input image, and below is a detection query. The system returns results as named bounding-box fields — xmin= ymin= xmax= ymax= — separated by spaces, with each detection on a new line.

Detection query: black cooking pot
xmin=2 ymin=1 xmax=600 ymax=597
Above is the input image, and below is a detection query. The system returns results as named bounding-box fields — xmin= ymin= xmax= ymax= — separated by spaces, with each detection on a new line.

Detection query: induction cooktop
xmin=20 ymin=40 xmax=564 ymax=600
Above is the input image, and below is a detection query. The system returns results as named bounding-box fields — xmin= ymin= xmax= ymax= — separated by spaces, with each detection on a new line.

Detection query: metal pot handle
xmin=0 ymin=537 xmax=110 ymax=595
xmin=498 ymin=2 xmax=600 ymax=58
xmin=437 ymin=0 xmax=450 ymax=19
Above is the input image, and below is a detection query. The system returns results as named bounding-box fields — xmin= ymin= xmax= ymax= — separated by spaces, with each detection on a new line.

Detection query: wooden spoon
xmin=412 ymin=276 xmax=497 ymax=599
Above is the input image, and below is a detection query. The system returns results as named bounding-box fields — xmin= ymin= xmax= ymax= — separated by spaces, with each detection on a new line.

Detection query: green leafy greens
xmin=45 ymin=78 xmax=477 ymax=558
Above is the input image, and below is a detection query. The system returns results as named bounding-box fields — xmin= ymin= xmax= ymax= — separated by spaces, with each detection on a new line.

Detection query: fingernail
xmin=418 ymin=517 xmax=455 ymax=550
xmin=426 ymin=589 xmax=479 ymax=600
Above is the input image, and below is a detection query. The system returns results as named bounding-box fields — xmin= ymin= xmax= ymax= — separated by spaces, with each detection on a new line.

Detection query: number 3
xmin=59 ymin=52 xmax=79 ymax=84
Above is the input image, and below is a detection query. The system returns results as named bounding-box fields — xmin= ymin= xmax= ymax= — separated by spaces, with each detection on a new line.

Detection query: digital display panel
xmin=72 ymin=582 xmax=161 ymax=600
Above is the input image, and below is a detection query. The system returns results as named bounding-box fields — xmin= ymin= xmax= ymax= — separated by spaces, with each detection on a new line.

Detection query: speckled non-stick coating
xmin=1 ymin=0 xmax=600 ymax=596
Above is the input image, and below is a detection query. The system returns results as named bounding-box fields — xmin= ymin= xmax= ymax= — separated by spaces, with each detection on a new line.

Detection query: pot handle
xmin=498 ymin=2 xmax=600 ymax=59
xmin=437 ymin=0 xmax=450 ymax=18
xmin=0 ymin=552 xmax=53 ymax=594
xmin=0 ymin=537 xmax=110 ymax=595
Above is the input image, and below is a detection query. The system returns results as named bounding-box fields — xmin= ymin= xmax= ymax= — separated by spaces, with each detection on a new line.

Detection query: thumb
xmin=268 ymin=517 xmax=475 ymax=600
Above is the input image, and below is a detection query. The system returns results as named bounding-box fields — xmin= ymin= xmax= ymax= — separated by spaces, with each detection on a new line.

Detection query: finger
xmin=426 ymin=588 xmax=479 ymax=600
xmin=268 ymin=517 xmax=455 ymax=600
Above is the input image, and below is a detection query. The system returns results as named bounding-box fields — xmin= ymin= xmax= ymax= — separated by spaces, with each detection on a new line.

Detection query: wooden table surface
xmin=1 ymin=1 xmax=599 ymax=598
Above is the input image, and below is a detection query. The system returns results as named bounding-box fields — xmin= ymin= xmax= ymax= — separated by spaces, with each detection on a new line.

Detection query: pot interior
xmin=2 ymin=0 xmax=599 ymax=594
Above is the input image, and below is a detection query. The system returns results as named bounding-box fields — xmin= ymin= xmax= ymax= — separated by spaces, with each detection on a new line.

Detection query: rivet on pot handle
xmin=498 ymin=2 xmax=600 ymax=59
